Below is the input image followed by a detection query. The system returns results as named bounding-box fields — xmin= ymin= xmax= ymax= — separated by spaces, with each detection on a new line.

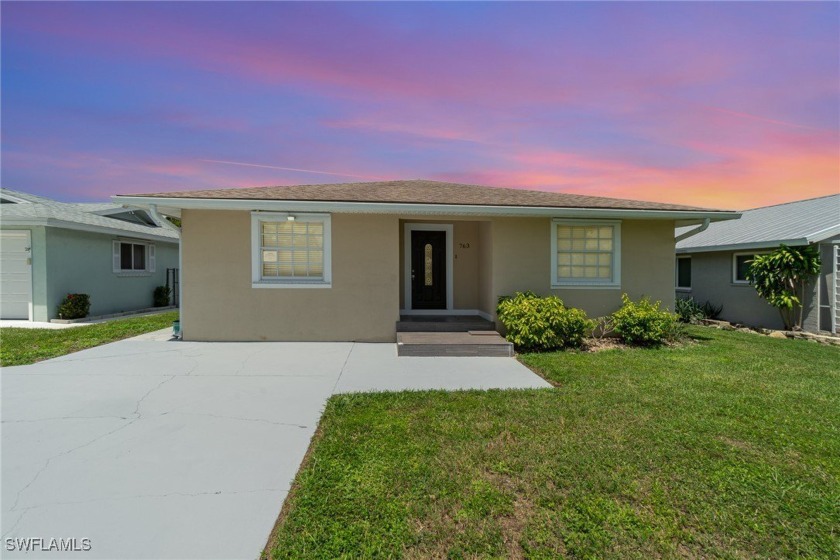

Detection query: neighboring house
xmin=675 ymin=194 xmax=840 ymax=333
xmin=0 ymin=188 xmax=180 ymax=321
xmin=114 ymin=180 xmax=738 ymax=342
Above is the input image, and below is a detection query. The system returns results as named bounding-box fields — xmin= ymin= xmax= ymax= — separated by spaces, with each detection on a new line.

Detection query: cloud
xmin=700 ymin=106 xmax=827 ymax=131
xmin=1 ymin=2 xmax=837 ymax=208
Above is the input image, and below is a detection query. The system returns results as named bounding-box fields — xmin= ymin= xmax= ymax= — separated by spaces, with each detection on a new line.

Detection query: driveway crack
xmin=1 ymin=508 xmax=30 ymax=538
xmin=7 ymin=488 xmax=289 ymax=514
xmin=50 ymin=349 xmax=183 ymax=363
xmin=2 ymin=415 xmax=130 ymax=424
xmin=134 ymin=375 xmax=176 ymax=417
xmin=171 ymin=411 xmax=308 ymax=428
xmin=8 ymin=376 xmax=176 ymax=514
xmin=331 ymin=343 xmax=355 ymax=394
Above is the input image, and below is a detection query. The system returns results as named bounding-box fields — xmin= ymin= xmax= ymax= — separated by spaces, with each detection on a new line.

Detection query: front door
xmin=410 ymin=230 xmax=446 ymax=309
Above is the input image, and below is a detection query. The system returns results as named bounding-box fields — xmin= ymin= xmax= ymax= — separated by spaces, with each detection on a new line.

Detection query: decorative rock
xmin=767 ymin=331 xmax=788 ymax=339
xmin=796 ymin=332 xmax=840 ymax=345
xmin=701 ymin=319 xmax=736 ymax=330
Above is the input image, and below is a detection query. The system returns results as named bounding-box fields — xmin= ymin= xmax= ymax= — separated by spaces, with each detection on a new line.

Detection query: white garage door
xmin=1 ymin=231 xmax=32 ymax=320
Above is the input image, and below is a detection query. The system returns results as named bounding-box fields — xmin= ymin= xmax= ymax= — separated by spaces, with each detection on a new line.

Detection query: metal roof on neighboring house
xmin=676 ymin=194 xmax=840 ymax=253
xmin=0 ymin=188 xmax=179 ymax=242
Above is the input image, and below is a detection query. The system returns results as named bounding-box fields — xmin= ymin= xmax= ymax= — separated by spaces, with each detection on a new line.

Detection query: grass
xmin=0 ymin=311 xmax=178 ymax=366
xmin=265 ymin=326 xmax=840 ymax=559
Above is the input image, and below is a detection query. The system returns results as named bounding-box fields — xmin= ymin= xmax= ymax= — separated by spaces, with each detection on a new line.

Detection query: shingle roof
xmin=676 ymin=194 xmax=840 ymax=252
xmin=73 ymin=202 xmax=127 ymax=213
xmin=124 ymin=180 xmax=726 ymax=212
xmin=0 ymin=188 xmax=179 ymax=241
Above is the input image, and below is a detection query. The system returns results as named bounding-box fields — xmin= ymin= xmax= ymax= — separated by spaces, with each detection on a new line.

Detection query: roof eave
xmin=805 ymin=224 xmax=840 ymax=244
xmin=0 ymin=217 xmax=179 ymax=243
xmin=112 ymin=195 xmax=740 ymax=222
xmin=676 ymin=238 xmax=811 ymax=254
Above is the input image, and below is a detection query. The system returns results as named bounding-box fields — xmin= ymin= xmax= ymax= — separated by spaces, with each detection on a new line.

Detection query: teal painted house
xmin=0 ymin=188 xmax=179 ymax=322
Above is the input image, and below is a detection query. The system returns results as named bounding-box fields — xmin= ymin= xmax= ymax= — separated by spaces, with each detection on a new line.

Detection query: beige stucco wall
xmin=491 ymin=218 xmax=677 ymax=319
xmin=181 ymin=210 xmax=399 ymax=341
xmin=181 ymin=210 xmax=679 ymax=341
xmin=477 ymin=221 xmax=494 ymax=315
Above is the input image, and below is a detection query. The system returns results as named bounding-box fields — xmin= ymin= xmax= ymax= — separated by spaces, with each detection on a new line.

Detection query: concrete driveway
xmin=1 ymin=330 xmax=549 ymax=559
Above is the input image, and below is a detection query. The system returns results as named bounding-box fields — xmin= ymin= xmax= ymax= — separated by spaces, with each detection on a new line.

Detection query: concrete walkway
xmin=1 ymin=330 xmax=549 ymax=559
xmin=0 ymin=320 xmax=87 ymax=329
xmin=0 ymin=308 xmax=176 ymax=330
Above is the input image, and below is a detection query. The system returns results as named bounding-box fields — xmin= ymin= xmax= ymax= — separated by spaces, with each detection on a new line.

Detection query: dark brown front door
xmin=411 ymin=230 xmax=446 ymax=309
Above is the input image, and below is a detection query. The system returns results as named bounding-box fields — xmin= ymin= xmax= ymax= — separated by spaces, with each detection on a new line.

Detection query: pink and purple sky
xmin=2 ymin=2 xmax=838 ymax=209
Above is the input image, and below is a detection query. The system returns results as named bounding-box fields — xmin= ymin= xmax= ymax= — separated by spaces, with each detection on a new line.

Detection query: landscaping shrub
xmin=676 ymin=297 xmax=723 ymax=323
xmin=591 ymin=315 xmax=616 ymax=340
xmin=700 ymin=300 xmax=723 ymax=320
xmin=612 ymin=294 xmax=679 ymax=346
xmin=497 ymin=291 xmax=595 ymax=351
xmin=57 ymin=293 xmax=91 ymax=320
xmin=675 ymin=297 xmax=704 ymax=323
xmin=153 ymin=285 xmax=171 ymax=307
xmin=746 ymin=244 xmax=820 ymax=330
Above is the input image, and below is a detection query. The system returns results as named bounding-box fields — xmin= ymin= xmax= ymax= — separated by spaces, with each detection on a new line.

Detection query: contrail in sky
xmin=702 ymin=106 xmax=822 ymax=131
xmin=200 ymin=159 xmax=386 ymax=180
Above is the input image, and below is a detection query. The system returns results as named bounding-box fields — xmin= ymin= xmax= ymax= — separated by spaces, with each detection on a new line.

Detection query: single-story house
xmin=115 ymin=180 xmax=738 ymax=342
xmin=0 ymin=188 xmax=180 ymax=321
xmin=675 ymin=194 xmax=839 ymax=333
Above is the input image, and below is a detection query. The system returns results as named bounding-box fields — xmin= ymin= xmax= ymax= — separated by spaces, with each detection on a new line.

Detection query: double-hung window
xmin=676 ymin=256 xmax=691 ymax=290
xmin=551 ymin=220 xmax=621 ymax=288
xmin=251 ymin=213 xmax=332 ymax=288
xmin=113 ymin=241 xmax=155 ymax=274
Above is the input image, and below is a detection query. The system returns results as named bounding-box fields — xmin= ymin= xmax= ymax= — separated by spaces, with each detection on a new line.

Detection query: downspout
xmin=148 ymin=204 xmax=180 ymax=234
xmin=148 ymin=204 xmax=183 ymax=338
xmin=675 ymin=218 xmax=710 ymax=243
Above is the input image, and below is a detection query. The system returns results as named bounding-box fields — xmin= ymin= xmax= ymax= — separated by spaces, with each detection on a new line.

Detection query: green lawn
xmin=0 ymin=311 xmax=178 ymax=366
xmin=265 ymin=326 xmax=840 ymax=559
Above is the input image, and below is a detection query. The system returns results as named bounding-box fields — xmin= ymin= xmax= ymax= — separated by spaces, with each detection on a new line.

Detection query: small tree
xmin=746 ymin=245 xmax=820 ymax=330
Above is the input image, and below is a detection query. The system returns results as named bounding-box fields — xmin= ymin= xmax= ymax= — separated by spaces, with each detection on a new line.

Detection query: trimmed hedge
xmin=612 ymin=294 xmax=680 ymax=346
xmin=497 ymin=291 xmax=594 ymax=351
xmin=57 ymin=293 xmax=90 ymax=320
xmin=153 ymin=285 xmax=171 ymax=307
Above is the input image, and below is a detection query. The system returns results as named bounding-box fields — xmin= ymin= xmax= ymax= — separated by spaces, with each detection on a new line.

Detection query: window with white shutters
xmin=113 ymin=241 xmax=154 ymax=273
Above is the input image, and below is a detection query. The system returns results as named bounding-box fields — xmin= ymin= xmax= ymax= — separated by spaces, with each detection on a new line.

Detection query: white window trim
xmin=113 ymin=240 xmax=155 ymax=275
xmin=732 ymin=251 xmax=768 ymax=285
xmin=250 ymin=212 xmax=332 ymax=289
xmin=403 ymin=223 xmax=454 ymax=310
xmin=675 ymin=255 xmax=692 ymax=291
xmin=551 ymin=219 xmax=621 ymax=289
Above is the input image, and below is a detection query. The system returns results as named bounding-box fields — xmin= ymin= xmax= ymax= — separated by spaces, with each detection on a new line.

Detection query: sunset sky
xmin=2 ymin=2 xmax=838 ymax=209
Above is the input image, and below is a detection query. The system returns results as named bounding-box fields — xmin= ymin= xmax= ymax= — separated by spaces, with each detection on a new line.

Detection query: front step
xmin=397 ymin=331 xmax=513 ymax=357
xmin=397 ymin=315 xmax=496 ymax=332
